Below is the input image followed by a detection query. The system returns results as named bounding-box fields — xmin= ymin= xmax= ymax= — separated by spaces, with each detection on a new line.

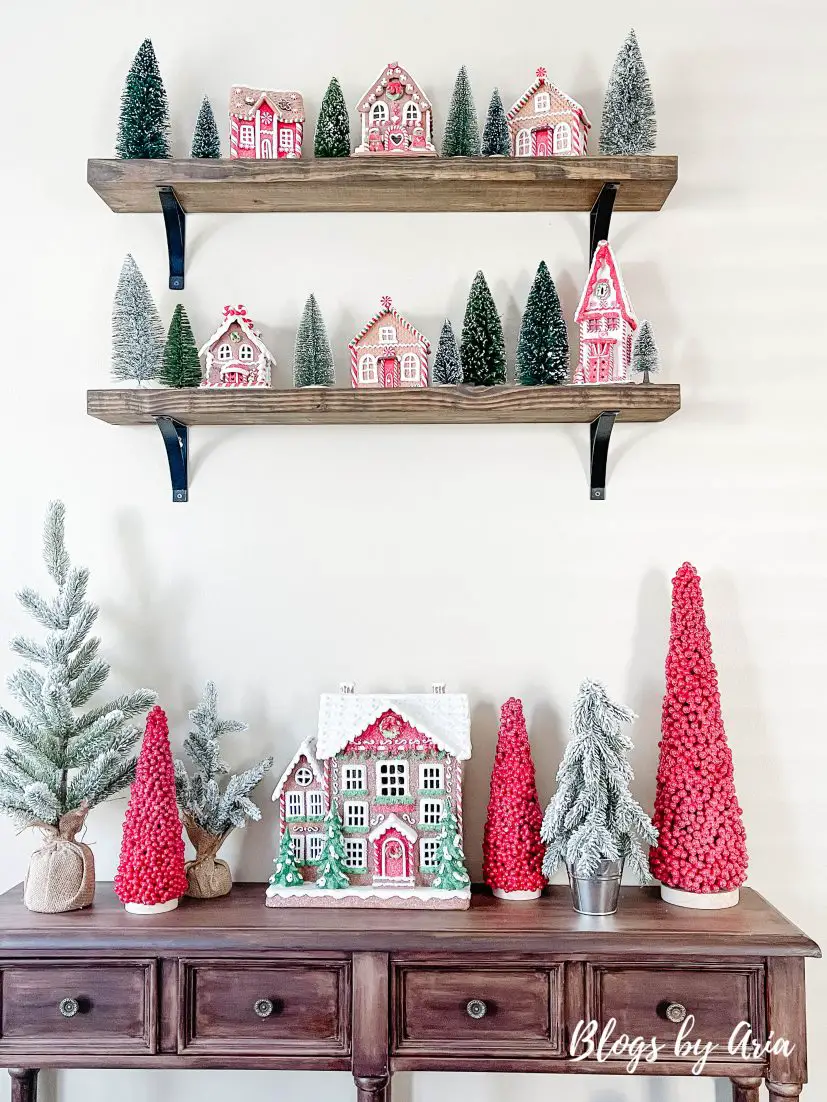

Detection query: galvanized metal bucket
xmin=566 ymin=859 xmax=624 ymax=915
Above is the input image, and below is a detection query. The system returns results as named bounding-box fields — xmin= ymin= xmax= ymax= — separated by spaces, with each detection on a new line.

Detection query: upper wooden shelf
xmin=87 ymin=156 xmax=678 ymax=215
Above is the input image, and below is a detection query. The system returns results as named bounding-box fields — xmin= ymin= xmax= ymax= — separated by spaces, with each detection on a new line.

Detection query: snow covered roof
xmin=229 ymin=86 xmax=305 ymax=123
xmin=357 ymin=61 xmax=432 ymax=114
xmin=574 ymin=240 xmax=638 ymax=328
xmin=507 ymin=66 xmax=591 ymax=128
xmin=368 ymin=813 xmax=418 ymax=843
xmin=271 ymin=738 xmax=324 ymax=800
xmin=348 ymin=297 xmax=431 ymax=353
xmin=317 ymin=691 xmax=470 ymax=761
xmin=198 ymin=305 xmax=276 ymax=362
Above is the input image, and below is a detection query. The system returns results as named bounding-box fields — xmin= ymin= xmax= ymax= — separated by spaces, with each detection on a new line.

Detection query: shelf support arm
xmin=589 ymin=411 xmax=618 ymax=501
xmin=590 ymin=183 xmax=619 ymax=262
xmin=155 ymin=417 xmax=189 ymax=503
xmin=158 ymin=187 xmax=186 ymax=290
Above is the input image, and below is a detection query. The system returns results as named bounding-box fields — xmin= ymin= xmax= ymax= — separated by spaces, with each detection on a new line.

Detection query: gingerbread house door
xmin=380 ymin=835 xmax=408 ymax=880
xmin=533 ymin=128 xmax=551 ymax=157
xmin=381 ymin=356 xmax=398 ymax=388
xmin=585 ymin=340 xmax=616 ymax=383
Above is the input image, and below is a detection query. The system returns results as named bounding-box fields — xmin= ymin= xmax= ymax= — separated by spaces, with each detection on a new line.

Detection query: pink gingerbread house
xmin=199 ymin=305 xmax=275 ymax=388
xmin=229 ymin=86 xmax=304 ymax=159
xmin=354 ymin=62 xmax=436 ymax=156
xmin=507 ymin=67 xmax=590 ymax=157
xmin=349 ymin=297 xmax=430 ymax=388
xmin=574 ymin=241 xmax=638 ymax=384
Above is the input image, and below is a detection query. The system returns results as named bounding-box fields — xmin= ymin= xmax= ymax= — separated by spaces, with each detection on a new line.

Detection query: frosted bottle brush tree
xmin=516 ymin=261 xmax=569 ymax=386
xmin=442 ymin=66 xmax=480 ymax=156
xmin=315 ymin=77 xmax=351 ymax=157
xmin=161 ymin=303 xmax=202 ymax=388
xmin=432 ymin=320 xmax=463 ymax=385
xmin=294 ymin=295 xmax=335 ymax=387
xmin=112 ymin=255 xmax=164 ymax=384
xmin=116 ymin=38 xmax=171 ymax=159
xmin=460 ymin=271 xmax=507 ymax=386
xmin=191 ymin=97 xmax=220 ymax=158
xmin=600 ymin=29 xmax=657 ymax=155
xmin=631 ymin=320 xmax=660 ymax=384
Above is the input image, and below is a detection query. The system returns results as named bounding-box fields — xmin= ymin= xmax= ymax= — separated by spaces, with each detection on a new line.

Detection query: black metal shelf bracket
xmin=589 ymin=411 xmax=619 ymax=501
xmin=156 ymin=417 xmax=189 ymax=503
xmin=590 ymin=183 xmax=619 ymax=261
xmin=158 ymin=186 xmax=186 ymax=290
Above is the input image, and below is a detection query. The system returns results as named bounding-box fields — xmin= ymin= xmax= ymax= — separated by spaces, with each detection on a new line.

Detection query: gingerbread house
xmin=199 ymin=305 xmax=275 ymax=388
xmin=574 ymin=240 xmax=638 ymax=384
xmin=507 ymin=67 xmax=590 ymax=157
xmin=354 ymin=62 xmax=436 ymax=156
xmin=229 ymin=86 xmax=304 ymax=159
xmin=349 ymin=297 xmax=430 ymax=388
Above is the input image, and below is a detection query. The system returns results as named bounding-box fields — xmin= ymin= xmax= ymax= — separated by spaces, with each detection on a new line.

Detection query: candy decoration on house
xmin=349 ymin=297 xmax=430 ymax=389
xmin=650 ymin=564 xmax=748 ymax=909
xmin=266 ymin=684 xmax=472 ymax=909
xmin=191 ymin=96 xmax=221 ymax=158
xmin=174 ymin=682 xmax=273 ymax=899
xmin=112 ymin=255 xmax=165 ymax=385
xmin=516 ymin=261 xmax=569 ymax=386
xmin=574 ymin=241 xmax=638 ymax=384
xmin=460 ymin=271 xmax=506 ymax=386
xmin=432 ymin=320 xmax=463 ymax=385
xmin=354 ymin=62 xmax=436 ymax=156
xmin=315 ymin=77 xmax=351 ymax=157
xmin=482 ymin=89 xmax=510 ymax=156
xmin=442 ymin=66 xmax=480 ymax=157
xmin=229 ymin=87 xmax=305 ymax=159
xmin=269 ymin=827 xmax=303 ymax=888
xmin=116 ymin=38 xmax=170 ymax=158
xmin=114 ymin=706 xmax=189 ymax=915
xmin=161 ymin=304 xmax=202 ymax=388
xmin=199 ymin=305 xmax=275 ymax=388
xmin=294 ymin=295 xmax=335 ymax=387
xmin=0 ymin=503 xmax=155 ymax=913
xmin=507 ymin=67 xmax=590 ymax=157
xmin=483 ymin=698 xmax=545 ymax=899
xmin=631 ymin=320 xmax=660 ymax=384
xmin=600 ymin=29 xmax=657 ymax=155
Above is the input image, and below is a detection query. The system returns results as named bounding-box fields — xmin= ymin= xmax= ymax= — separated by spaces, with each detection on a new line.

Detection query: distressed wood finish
xmin=87 ymin=157 xmax=678 ymax=214
xmin=8 ymin=1069 xmax=37 ymax=1102
xmin=766 ymin=956 xmax=808 ymax=1098
xmin=732 ymin=1079 xmax=763 ymax=1102
xmin=352 ymin=953 xmax=389 ymax=1102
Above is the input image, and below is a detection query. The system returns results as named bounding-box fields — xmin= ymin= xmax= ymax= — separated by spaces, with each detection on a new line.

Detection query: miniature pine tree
xmin=516 ymin=261 xmax=569 ymax=386
xmin=112 ymin=255 xmax=165 ymax=385
xmin=460 ymin=271 xmax=507 ymax=386
xmin=481 ymin=88 xmax=510 ymax=156
xmin=0 ymin=503 xmax=156 ymax=829
xmin=631 ymin=320 xmax=660 ymax=384
xmin=161 ymin=304 xmax=202 ymax=388
xmin=315 ymin=77 xmax=351 ymax=158
xmin=432 ymin=808 xmax=471 ymax=891
xmin=431 ymin=320 xmax=463 ymax=385
xmin=541 ymin=679 xmax=657 ymax=881
xmin=442 ymin=66 xmax=480 ymax=157
xmin=649 ymin=564 xmax=748 ymax=895
xmin=269 ymin=827 xmax=304 ymax=888
xmin=114 ymin=706 xmax=189 ymax=908
xmin=316 ymin=807 xmax=349 ymax=889
xmin=294 ymin=295 xmax=335 ymax=387
xmin=191 ymin=96 xmax=220 ymax=158
xmin=599 ymin=29 xmax=657 ymax=155
xmin=116 ymin=38 xmax=171 ymax=159
xmin=483 ymin=698 xmax=545 ymax=896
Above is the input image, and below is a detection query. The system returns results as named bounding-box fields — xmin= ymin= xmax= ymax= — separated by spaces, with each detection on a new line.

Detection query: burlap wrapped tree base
xmin=184 ymin=816 xmax=233 ymax=899
xmin=24 ymin=805 xmax=95 ymax=914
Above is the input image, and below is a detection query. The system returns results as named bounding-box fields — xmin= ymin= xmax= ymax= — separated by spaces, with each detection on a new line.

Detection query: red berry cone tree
xmin=115 ymin=706 xmax=188 ymax=914
xmin=650 ymin=563 xmax=748 ymax=908
xmin=483 ymin=698 xmax=546 ymax=899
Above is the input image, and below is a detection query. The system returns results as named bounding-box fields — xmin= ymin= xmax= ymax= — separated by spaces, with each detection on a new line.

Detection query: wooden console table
xmin=0 ymin=884 xmax=818 ymax=1102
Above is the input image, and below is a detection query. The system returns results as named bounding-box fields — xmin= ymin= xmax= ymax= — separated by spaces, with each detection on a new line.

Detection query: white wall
xmin=0 ymin=0 xmax=824 ymax=1099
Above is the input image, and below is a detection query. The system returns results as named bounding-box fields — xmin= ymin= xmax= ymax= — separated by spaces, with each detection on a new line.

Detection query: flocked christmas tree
xmin=631 ymin=320 xmax=660 ymax=384
xmin=269 ymin=827 xmax=303 ymax=888
xmin=294 ymin=295 xmax=335 ymax=387
xmin=460 ymin=271 xmax=507 ymax=386
xmin=482 ymin=88 xmax=510 ymax=156
xmin=483 ymin=698 xmax=545 ymax=897
xmin=541 ymin=679 xmax=657 ymax=881
xmin=116 ymin=39 xmax=171 ymax=159
xmin=316 ymin=807 xmax=349 ymax=889
xmin=161 ymin=304 xmax=202 ymax=388
xmin=599 ymin=29 xmax=657 ymax=155
xmin=432 ymin=808 xmax=471 ymax=891
xmin=315 ymin=77 xmax=351 ymax=157
xmin=649 ymin=564 xmax=748 ymax=899
xmin=112 ymin=255 xmax=165 ymax=385
xmin=191 ymin=96 xmax=220 ymax=158
xmin=432 ymin=320 xmax=463 ymax=385
xmin=442 ymin=66 xmax=480 ymax=157
xmin=516 ymin=261 xmax=569 ymax=386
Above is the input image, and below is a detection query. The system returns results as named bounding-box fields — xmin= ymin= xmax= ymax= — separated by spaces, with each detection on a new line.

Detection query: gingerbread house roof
xmin=348 ymin=297 xmax=431 ymax=353
xmin=507 ymin=67 xmax=591 ymax=128
xmin=271 ymin=738 xmax=324 ymax=801
xmin=198 ymin=306 xmax=276 ymax=362
xmin=357 ymin=61 xmax=432 ymax=114
xmin=229 ymin=86 xmax=305 ymax=123
xmin=574 ymin=240 xmax=638 ymax=328
xmin=316 ymin=691 xmax=471 ymax=761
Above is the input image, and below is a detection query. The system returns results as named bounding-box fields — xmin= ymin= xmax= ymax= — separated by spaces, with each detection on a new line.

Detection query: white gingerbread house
xmin=574 ymin=241 xmax=638 ymax=384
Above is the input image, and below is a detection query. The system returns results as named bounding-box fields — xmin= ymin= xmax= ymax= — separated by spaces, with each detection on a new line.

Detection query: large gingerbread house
xmin=574 ymin=240 xmax=638 ymax=384
xmin=349 ymin=297 xmax=430 ymax=388
xmin=199 ymin=305 xmax=275 ymax=388
xmin=507 ymin=67 xmax=590 ymax=157
xmin=229 ymin=86 xmax=304 ymax=159
xmin=354 ymin=62 xmax=436 ymax=156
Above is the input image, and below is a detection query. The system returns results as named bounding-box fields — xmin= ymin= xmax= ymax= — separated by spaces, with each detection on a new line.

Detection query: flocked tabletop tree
xmin=460 ymin=271 xmax=506 ymax=386
xmin=599 ymin=29 xmax=657 ymax=155
xmin=112 ymin=255 xmax=164 ymax=385
xmin=631 ymin=320 xmax=660 ymax=384
xmin=191 ymin=97 xmax=220 ymax=158
xmin=294 ymin=295 xmax=335 ymax=387
xmin=116 ymin=38 xmax=170 ymax=159
xmin=432 ymin=320 xmax=463 ymax=385
xmin=482 ymin=89 xmax=510 ymax=156
xmin=516 ymin=261 xmax=569 ymax=386
xmin=315 ymin=77 xmax=351 ymax=157
xmin=161 ymin=304 xmax=202 ymax=388
xmin=442 ymin=66 xmax=480 ymax=157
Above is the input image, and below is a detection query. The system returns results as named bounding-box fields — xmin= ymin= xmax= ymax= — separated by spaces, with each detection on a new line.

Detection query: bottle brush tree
xmin=431 ymin=320 xmax=463 ymax=385
xmin=482 ymin=88 xmax=510 ymax=156
xmin=161 ymin=304 xmax=202 ymax=388
xmin=432 ymin=808 xmax=471 ymax=891
xmin=294 ymin=295 xmax=335 ymax=387
xmin=116 ymin=38 xmax=171 ymax=159
xmin=599 ymin=29 xmax=657 ymax=155
xmin=442 ymin=66 xmax=480 ymax=156
xmin=460 ymin=271 xmax=507 ymax=386
xmin=541 ymin=679 xmax=657 ymax=881
xmin=316 ymin=807 xmax=349 ymax=889
xmin=191 ymin=96 xmax=220 ymax=158
xmin=315 ymin=77 xmax=351 ymax=157
xmin=631 ymin=320 xmax=660 ymax=384
xmin=269 ymin=827 xmax=303 ymax=888
xmin=516 ymin=261 xmax=569 ymax=385
xmin=112 ymin=255 xmax=165 ymax=385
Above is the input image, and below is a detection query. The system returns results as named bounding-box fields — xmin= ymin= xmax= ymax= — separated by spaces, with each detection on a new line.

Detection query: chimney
xmin=432 ymin=683 xmax=446 ymax=694
xmin=339 ymin=682 xmax=355 ymax=694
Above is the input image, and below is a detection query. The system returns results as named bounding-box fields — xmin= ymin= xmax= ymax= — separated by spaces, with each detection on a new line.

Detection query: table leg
xmin=766 ymin=1084 xmax=802 ymax=1100
xmin=9 ymin=1070 xmax=39 ymax=1102
xmin=731 ymin=1078 xmax=762 ymax=1102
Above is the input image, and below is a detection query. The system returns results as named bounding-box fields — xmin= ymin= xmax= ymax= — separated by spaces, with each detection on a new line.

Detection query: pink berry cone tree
xmin=649 ymin=563 xmax=748 ymax=894
xmin=115 ymin=706 xmax=188 ymax=908
xmin=483 ymin=698 xmax=545 ymax=895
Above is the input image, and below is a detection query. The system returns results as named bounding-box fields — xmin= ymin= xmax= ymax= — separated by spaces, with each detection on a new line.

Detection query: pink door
xmin=382 ymin=838 xmax=407 ymax=879
xmin=586 ymin=340 xmax=616 ymax=382
xmin=533 ymin=128 xmax=551 ymax=157
xmin=381 ymin=357 xmax=397 ymax=388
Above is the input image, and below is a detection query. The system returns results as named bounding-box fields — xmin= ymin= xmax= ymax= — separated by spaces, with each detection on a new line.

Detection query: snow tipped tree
xmin=294 ymin=295 xmax=335 ymax=387
xmin=442 ymin=66 xmax=480 ymax=156
xmin=191 ymin=97 xmax=220 ymax=158
xmin=112 ymin=255 xmax=164 ymax=385
xmin=600 ymin=29 xmax=657 ymax=155
xmin=541 ymin=679 xmax=657 ymax=881
xmin=631 ymin=320 xmax=660 ymax=384
xmin=161 ymin=304 xmax=202 ymax=388
xmin=116 ymin=38 xmax=170 ymax=159
xmin=432 ymin=808 xmax=471 ymax=890
xmin=315 ymin=77 xmax=351 ymax=157
xmin=460 ymin=271 xmax=507 ymax=386
xmin=432 ymin=320 xmax=463 ymax=385
xmin=482 ymin=88 xmax=510 ymax=156
xmin=516 ymin=261 xmax=569 ymax=385
xmin=316 ymin=807 xmax=349 ymax=889
xmin=269 ymin=827 xmax=303 ymax=888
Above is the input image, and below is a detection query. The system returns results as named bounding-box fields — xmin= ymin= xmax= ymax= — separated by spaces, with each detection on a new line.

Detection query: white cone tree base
xmin=661 ymin=885 xmax=740 ymax=910
xmin=124 ymin=898 xmax=180 ymax=915
xmin=493 ymin=888 xmax=542 ymax=901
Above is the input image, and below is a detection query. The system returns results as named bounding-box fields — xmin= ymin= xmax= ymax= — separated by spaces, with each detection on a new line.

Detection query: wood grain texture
xmin=731 ymin=1080 xmax=762 ymax=1102
xmin=86 ymin=386 xmax=682 ymax=427
xmin=352 ymin=952 xmax=389 ymax=1102
xmin=8 ymin=1069 xmax=37 ymax=1102
xmin=766 ymin=957 xmax=807 ymax=1084
xmin=86 ymin=157 xmax=678 ymax=214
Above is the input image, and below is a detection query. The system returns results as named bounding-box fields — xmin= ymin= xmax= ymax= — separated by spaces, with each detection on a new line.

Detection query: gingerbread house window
xmin=291 ymin=834 xmax=304 ymax=862
xmin=238 ymin=344 xmax=254 ymax=362
xmin=306 ymin=834 xmax=325 ymax=862
xmin=370 ymin=102 xmax=388 ymax=124
xmin=516 ymin=129 xmax=531 ymax=156
xmin=377 ymin=760 xmax=408 ymax=798
xmin=345 ymin=838 xmax=366 ymax=869
xmin=308 ymin=791 xmax=325 ymax=818
xmin=344 ymin=801 xmax=368 ymax=828
xmin=240 ymin=124 xmax=254 ymax=149
xmin=359 ymin=355 xmax=377 ymax=383
xmin=401 ymin=353 xmax=419 ymax=382
xmin=286 ymin=791 xmax=304 ymax=818
xmin=534 ymin=92 xmax=550 ymax=113
xmin=294 ymin=765 xmax=314 ymax=786
xmin=217 ymin=344 xmax=233 ymax=361
xmin=420 ymin=798 xmax=443 ymax=826
xmin=279 ymin=129 xmax=294 ymax=152
xmin=380 ymin=326 xmax=397 ymax=344
xmin=555 ymin=123 xmax=571 ymax=152
xmin=420 ymin=837 xmax=439 ymax=868
xmin=404 ymin=102 xmax=421 ymax=124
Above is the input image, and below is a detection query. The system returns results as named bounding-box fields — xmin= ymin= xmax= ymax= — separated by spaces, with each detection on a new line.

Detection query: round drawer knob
xmin=253 ymin=998 xmax=274 ymax=1019
xmin=58 ymin=998 xmax=79 ymax=1019
xmin=665 ymin=1002 xmax=688 ymax=1024
xmin=466 ymin=999 xmax=487 ymax=1020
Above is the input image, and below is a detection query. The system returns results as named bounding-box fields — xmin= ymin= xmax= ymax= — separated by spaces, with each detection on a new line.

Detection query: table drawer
xmin=394 ymin=962 xmax=564 ymax=1055
xmin=179 ymin=958 xmax=350 ymax=1055
xmin=0 ymin=960 xmax=156 ymax=1054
